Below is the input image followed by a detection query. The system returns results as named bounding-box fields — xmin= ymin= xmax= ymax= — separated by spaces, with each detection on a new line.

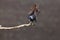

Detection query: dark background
xmin=0 ymin=0 xmax=60 ymax=40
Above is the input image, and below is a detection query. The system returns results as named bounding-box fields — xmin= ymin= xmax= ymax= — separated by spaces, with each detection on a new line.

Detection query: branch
xmin=0 ymin=22 xmax=32 ymax=30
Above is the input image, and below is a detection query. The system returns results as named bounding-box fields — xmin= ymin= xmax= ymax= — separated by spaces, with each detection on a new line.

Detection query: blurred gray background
xmin=0 ymin=0 xmax=60 ymax=40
